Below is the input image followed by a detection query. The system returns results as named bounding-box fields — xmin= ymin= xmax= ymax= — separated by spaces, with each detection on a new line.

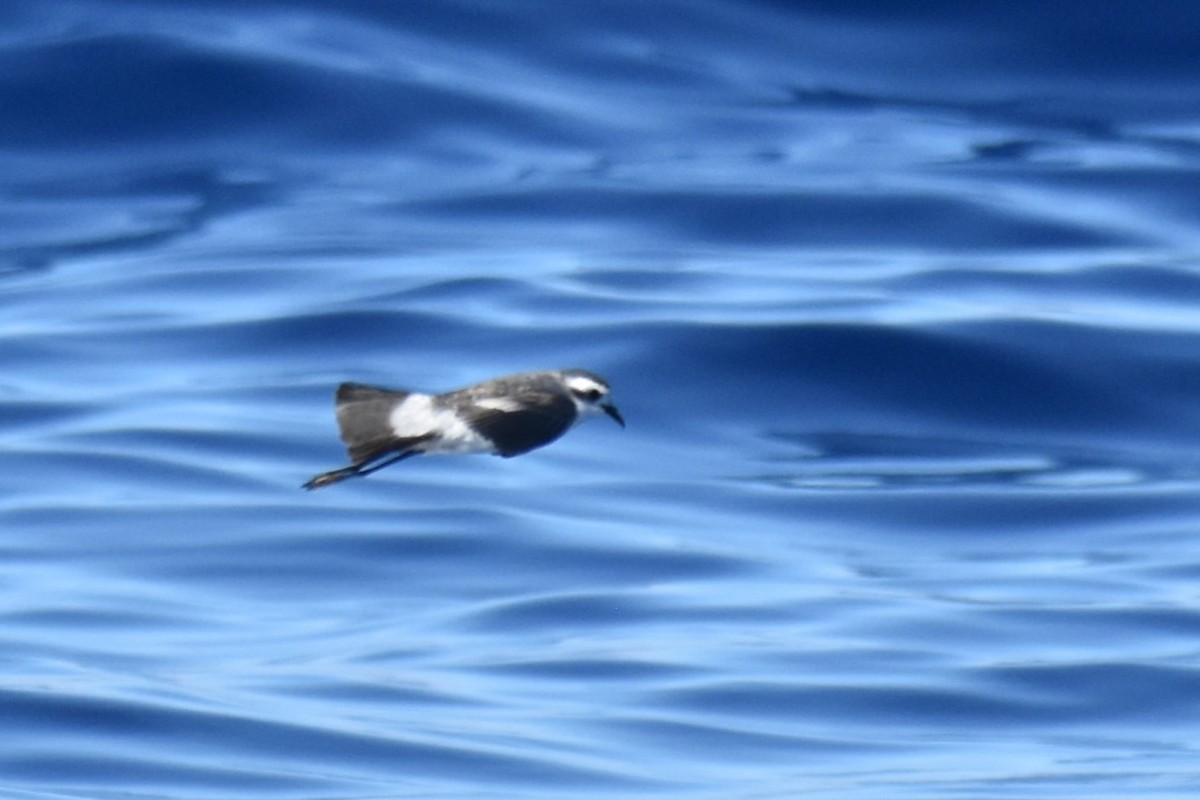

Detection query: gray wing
xmin=455 ymin=390 xmax=576 ymax=457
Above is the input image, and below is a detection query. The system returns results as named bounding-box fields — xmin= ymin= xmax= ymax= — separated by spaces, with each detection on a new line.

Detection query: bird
xmin=302 ymin=369 xmax=624 ymax=490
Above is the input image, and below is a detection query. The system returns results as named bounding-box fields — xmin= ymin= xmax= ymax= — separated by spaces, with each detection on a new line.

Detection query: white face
xmin=564 ymin=374 xmax=609 ymax=408
xmin=563 ymin=373 xmax=624 ymax=427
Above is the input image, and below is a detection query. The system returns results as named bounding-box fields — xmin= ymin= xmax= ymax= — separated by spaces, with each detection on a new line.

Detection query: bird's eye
xmin=575 ymin=387 xmax=603 ymax=402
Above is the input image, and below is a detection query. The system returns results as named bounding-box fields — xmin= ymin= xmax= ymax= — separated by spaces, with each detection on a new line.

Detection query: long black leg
xmin=302 ymin=450 xmax=419 ymax=490
xmin=302 ymin=466 xmax=357 ymax=490
xmin=353 ymin=450 xmax=419 ymax=477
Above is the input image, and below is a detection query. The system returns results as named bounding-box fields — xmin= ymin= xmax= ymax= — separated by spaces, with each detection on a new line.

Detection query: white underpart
xmin=567 ymin=395 xmax=597 ymax=426
xmin=389 ymin=393 xmax=494 ymax=455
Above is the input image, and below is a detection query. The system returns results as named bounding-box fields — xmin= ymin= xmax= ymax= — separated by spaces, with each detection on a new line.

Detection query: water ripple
xmin=4 ymin=1 xmax=1200 ymax=798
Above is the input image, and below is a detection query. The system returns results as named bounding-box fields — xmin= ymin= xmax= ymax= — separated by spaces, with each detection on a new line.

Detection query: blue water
xmin=4 ymin=1 xmax=1200 ymax=797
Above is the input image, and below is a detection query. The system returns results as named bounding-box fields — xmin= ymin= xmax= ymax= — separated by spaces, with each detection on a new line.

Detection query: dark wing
xmin=456 ymin=390 xmax=576 ymax=457
xmin=334 ymin=382 xmax=431 ymax=465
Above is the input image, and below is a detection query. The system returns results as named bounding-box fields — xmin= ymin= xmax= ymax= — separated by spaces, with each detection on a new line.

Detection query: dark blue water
xmin=4 ymin=1 xmax=1200 ymax=797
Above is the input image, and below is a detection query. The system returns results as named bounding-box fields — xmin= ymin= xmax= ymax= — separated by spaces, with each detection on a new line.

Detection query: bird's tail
xmin=303 ymin=383 xmax=433 ymax=491
xmin=335 ymin=382 xmax=413 ymax=464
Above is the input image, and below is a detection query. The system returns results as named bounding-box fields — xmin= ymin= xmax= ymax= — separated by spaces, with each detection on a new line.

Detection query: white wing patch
xmin=475 ymin=396 xmax=526 ymax=413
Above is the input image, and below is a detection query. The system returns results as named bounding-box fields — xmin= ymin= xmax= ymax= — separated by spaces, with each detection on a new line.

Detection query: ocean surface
xmin=4 ymin=1 xmax=1200 ymax=798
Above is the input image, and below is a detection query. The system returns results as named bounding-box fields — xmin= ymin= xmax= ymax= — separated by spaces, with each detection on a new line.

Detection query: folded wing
xmin=456 ymin=390 xmax=576 ymax=457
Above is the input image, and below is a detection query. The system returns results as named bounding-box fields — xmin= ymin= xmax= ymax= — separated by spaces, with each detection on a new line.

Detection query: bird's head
xmin=561 ymin=370 xmax=624 ymax=428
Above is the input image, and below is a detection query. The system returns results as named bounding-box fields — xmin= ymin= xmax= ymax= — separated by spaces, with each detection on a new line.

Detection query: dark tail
xmin=336 ymin=382 xmax=411 ymax=464
xmin=304 ymin=382 xmax=433 ymax=491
